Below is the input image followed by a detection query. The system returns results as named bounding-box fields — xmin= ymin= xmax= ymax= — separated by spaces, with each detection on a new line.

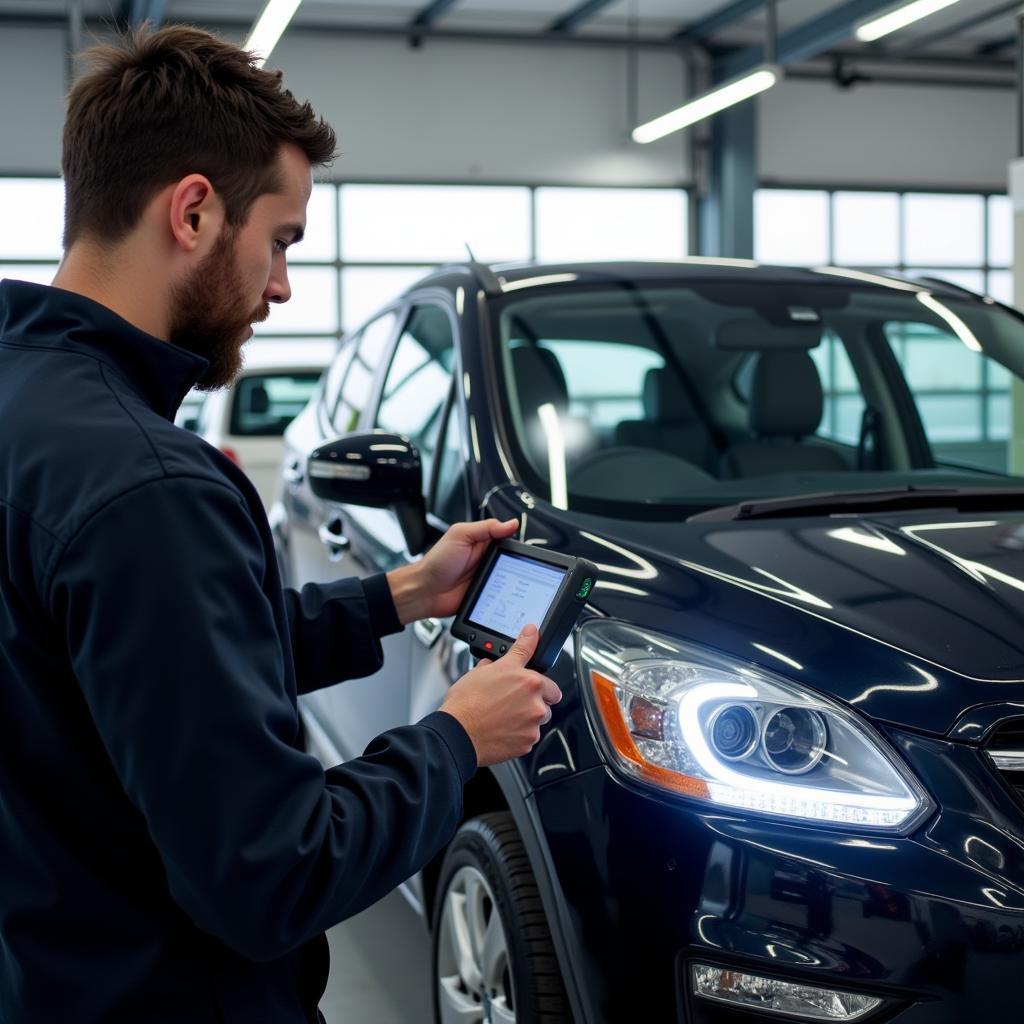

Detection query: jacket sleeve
xmin=48 ymin=475 xmax=477 ymax=962
xmin=282 ymin=572 xmax=404 ymax=695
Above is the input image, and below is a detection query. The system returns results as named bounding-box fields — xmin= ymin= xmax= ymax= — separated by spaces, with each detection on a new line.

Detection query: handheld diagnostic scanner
xmin=451 ymin=538 xmax=599 ymax=672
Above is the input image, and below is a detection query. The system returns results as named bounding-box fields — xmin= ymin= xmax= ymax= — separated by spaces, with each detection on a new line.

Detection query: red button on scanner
xmin=484 ymin=641 xmax=493 ymax=650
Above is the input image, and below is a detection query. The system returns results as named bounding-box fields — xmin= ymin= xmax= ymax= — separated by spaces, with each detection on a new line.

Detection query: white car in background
xmin=176 ymin=339 xmax=336 ymax=509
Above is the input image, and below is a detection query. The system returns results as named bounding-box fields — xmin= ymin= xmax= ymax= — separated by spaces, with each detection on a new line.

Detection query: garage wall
xmin=269 ymin=30 xmax=690 ymax=186
xmin=0 ymin=21 xmax=1013 ymax=193
xmin=760 ymin=77 xmax=1014 ymax=192
xmin=0 ymin=26 xmax=67 ymax=174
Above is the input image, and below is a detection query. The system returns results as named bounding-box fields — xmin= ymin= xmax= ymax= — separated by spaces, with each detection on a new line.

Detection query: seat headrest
xmin=510 ymin=345 xmax=569 ymax=417
xmin=750 ymin=351 xmax=823 ymax=439
xmin=642 ymin=366 xmax=699 ymax=424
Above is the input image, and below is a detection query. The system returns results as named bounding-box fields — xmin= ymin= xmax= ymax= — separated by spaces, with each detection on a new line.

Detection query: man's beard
xmin=168 ymin=227 xmax=269 ymax=391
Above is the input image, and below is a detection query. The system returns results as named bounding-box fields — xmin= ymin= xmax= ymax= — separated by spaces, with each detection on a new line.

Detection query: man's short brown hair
xmin=62 ymin=25 xmax=336 ymax=248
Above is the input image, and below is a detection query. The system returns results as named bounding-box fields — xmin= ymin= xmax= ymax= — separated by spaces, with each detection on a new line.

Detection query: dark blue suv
xmin=273 ymin=261 xmax=1024 ymax=1022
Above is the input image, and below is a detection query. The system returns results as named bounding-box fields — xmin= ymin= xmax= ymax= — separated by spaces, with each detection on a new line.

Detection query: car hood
xmin=506 ymin=497 xmax=1024 ymax=736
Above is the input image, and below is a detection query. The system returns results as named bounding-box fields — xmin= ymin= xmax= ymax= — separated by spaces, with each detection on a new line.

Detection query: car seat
xmin=510 ymin=345 xmax=597 ymax=474
xmin=613 ymin=366 xmax=716 ymax=472
xmin=249 ymin=384 xmax=270 ymax=416
xmin=720 ymin=350 xmax=849 ymax=477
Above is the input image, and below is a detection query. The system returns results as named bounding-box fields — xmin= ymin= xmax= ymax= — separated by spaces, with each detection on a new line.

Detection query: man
xmin=0 ymin=25 xmax=560 ymax=1024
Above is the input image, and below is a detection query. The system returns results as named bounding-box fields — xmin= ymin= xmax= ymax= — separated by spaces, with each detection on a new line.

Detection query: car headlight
xmin=579 ymin=620 xmax=932 ymax=832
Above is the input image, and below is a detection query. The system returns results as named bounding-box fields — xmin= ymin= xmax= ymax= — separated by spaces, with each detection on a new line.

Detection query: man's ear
xmin=168 ymin=174 xmax=224 ymax=253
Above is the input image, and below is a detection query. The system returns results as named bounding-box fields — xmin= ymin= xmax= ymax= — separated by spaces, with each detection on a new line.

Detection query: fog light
xmin=692 ymin=964 xmax=882 ymax=1020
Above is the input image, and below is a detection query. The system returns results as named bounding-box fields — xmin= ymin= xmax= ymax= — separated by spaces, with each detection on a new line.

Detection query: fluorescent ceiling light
xmin=245 ymin=0 xmax=303 ymax=67
xmin=632 ymin=65 xmax=779 ymax=145
xmin=855 ymin=0 xmax=962 ymax=43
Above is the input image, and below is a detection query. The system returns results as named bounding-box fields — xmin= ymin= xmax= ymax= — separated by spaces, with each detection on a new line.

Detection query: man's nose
xmin=265 ymin=265 xmax=291 ymax=305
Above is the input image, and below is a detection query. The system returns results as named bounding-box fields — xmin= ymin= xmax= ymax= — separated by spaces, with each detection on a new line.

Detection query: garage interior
xmin=1 ymin=1 xmax=1022 ymax=1021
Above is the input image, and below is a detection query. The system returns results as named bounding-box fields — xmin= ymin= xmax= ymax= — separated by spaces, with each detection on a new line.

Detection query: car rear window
xmin=229 ymin=373 xmax=321 ymax=437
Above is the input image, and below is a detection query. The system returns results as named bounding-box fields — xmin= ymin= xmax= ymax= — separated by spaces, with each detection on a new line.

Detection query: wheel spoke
xmin=438 ymin=975 xmax=486 ymax=1024
xmin=480 ymin=912 xmax=508 ymax=991
xmin=465 ymin=873 xmax=488 ymax=968
xmin=446 ymin=888 xmax=483 ymax=993
xmin=490 ymin=998 xmax=517 ymax=1024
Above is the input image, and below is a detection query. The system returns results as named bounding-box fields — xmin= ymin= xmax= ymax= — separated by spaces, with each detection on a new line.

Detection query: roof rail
xmin=912 ymin=275 xmax=984 ymax=299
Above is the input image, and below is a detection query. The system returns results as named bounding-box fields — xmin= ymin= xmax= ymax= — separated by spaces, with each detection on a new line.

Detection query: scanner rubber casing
xmin=450 ymin=538 xmax=599 ymax=673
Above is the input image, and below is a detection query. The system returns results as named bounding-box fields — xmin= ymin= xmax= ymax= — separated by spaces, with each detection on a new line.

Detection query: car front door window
xmin=375 ymin=305 xmax=455 ymax=488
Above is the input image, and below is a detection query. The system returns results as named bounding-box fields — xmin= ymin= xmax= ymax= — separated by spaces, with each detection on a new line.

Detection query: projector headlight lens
xmin=762 ymin=707 xmax=826 ymax=774
xmin=710 ymin=704 xmax=759 ymax=761
xmin=579 ymin=620 xmax=932 ymax=831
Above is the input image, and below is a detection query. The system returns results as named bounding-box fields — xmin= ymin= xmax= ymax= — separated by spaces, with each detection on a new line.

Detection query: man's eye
xmin=273 ymin=239 xmax=289 ymax=254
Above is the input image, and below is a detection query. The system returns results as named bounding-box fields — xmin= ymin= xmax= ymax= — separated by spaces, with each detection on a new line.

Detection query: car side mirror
xmin=307 ymin=431 xmax=431 ymax=555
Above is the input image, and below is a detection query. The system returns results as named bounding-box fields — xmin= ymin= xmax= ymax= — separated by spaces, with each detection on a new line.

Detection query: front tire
xmin=431 ymin=812 xmax=569 ymax=1023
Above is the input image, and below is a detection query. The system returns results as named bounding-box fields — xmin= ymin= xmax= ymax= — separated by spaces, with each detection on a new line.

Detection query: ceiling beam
xmin=410 ymin=0 xmax=460 ymax=30
xmin=123 ymin=0 xmax=166 ymax=28
xmin=715 ymin=0 xmax=902 ymax=79
xmin=977 ymin=33 xmax=1015 ymax=55
xmin=549 ymin=0 xmax=618 ymax=34
xmin=675 ymin=0 xmax=765 ymax=42
xmin=891 ymin=0 xmax=1021 ymax=55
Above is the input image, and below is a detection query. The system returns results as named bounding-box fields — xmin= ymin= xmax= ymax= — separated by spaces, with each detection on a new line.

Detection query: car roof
xmin=238 ymin=339 xmax=337 ymax=372
xmin=401 ymin=259 xmax=985 ymax=303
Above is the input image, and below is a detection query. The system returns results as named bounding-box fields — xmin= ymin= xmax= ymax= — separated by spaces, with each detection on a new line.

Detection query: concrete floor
xmin=319 ymin=888 xmax=432 ymax=1023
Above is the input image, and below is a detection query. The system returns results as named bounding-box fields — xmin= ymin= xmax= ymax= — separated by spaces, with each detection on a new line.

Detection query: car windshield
xmin=494 ymin=275 xmax=1024 ymax=519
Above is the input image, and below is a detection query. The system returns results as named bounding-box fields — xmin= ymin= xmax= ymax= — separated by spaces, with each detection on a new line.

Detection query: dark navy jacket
xmin=0 ymin=280 xmax=477 ymax=1023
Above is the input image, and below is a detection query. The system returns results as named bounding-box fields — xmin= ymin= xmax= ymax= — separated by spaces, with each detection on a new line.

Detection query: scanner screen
xmin=467 ymin=553 xmax=567 ymax=640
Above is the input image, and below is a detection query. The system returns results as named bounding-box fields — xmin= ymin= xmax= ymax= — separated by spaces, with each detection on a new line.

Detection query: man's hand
xmin=440 ymin=625 xmax=561 ymax=766
xmin=386 ymin=517 xmax=519 ymax=626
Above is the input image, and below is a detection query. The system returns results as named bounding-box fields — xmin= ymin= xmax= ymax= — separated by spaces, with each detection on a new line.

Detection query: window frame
xmin=370 ymin=295 xmax=461 ymax=506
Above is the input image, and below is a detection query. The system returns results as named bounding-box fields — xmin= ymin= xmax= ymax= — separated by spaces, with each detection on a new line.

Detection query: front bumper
xmin=529 ymin=726 xmax=1024 ymax=1022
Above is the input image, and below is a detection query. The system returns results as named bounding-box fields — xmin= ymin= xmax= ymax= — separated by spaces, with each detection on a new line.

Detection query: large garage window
xmin=755 ymin=186 xmax=1011 ymax=464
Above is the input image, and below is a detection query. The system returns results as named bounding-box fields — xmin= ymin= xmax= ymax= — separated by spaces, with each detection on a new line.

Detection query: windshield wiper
xmin=690 ymin=486 xmax=1024 ymax=523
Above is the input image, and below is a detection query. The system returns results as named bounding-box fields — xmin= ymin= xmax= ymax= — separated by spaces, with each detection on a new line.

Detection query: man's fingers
xmin=541 ymin=678 xmax=562 ymax=707
xmin=503 ymin=623 xmax=539 ymax=666
xmin=454 ymin=517 xmax=518 ymax=545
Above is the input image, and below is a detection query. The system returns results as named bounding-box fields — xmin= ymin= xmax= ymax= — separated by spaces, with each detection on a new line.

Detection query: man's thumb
xmin=505 ymin=623 xmax=539 ymax=665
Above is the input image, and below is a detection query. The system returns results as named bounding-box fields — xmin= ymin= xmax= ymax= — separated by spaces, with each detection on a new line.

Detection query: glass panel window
xmin=0 ymin=264 xmax=58 ymax=286
xmin=229 ymin=372 xmax=321 ymax=437
xmin=433 ymin=403 xmax=469 ymax=524
xmin=293 ymin=183 xmax=337 ymax=262
xmin=902 ymin=193 xmax=984 ymax=266
xmin=341 ymin=266 xmax=431 ymax=332
xmin=333 ymin=310 xmax=397 ymax=435
xmin=884 ymin=320 xmax=997 ymax=470
xmin=808 ymin=330 xmax=865 ymax=445
xmin=341 ymin=185 xmax=531 ymax=263
xmin=321 ymin=337 xmax=356 ymax=422
xmin=535 ymin=187 xmax=686 ymax=262
xmin=539 ymin=339 xmax=664 ymax=433
xmin=905 ymin=268 xmax=985 ymax=294
xmin=0 ymin=179 xmax=64 ymax=259
xmin=989 ymin=195 xmax=1011 ymax=267
xmin=376 ymin=306 xmax=455 ymax=486
xmin=988 ymin=394 xmax=1010 ymax=442
xmin=832 ymin=192 xmax=899 ymax=266
xmin=256 ymin=266 xmax=337 ymax=335
xmin=754 ymin=190 xmax=829 ymax=266
xmin=988 ymin=270 xmax=1013 ymax=307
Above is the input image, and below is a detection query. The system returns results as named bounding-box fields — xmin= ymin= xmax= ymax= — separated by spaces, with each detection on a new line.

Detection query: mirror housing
xmin=307 ymin=431 xmax=430 ymax=555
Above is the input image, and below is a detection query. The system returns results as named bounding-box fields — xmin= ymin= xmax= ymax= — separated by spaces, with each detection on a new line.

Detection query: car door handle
xmin=414 ymin=617 xmax=443 ymax=648
xmin=283 ymin=457 xmax=304 ymax=489
xmin=318 ymin=517 xmax=350 ymax=560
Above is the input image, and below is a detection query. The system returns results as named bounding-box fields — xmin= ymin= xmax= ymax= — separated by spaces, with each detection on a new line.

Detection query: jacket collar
xmin=0 ymin=279 xmax=210 ymax=420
